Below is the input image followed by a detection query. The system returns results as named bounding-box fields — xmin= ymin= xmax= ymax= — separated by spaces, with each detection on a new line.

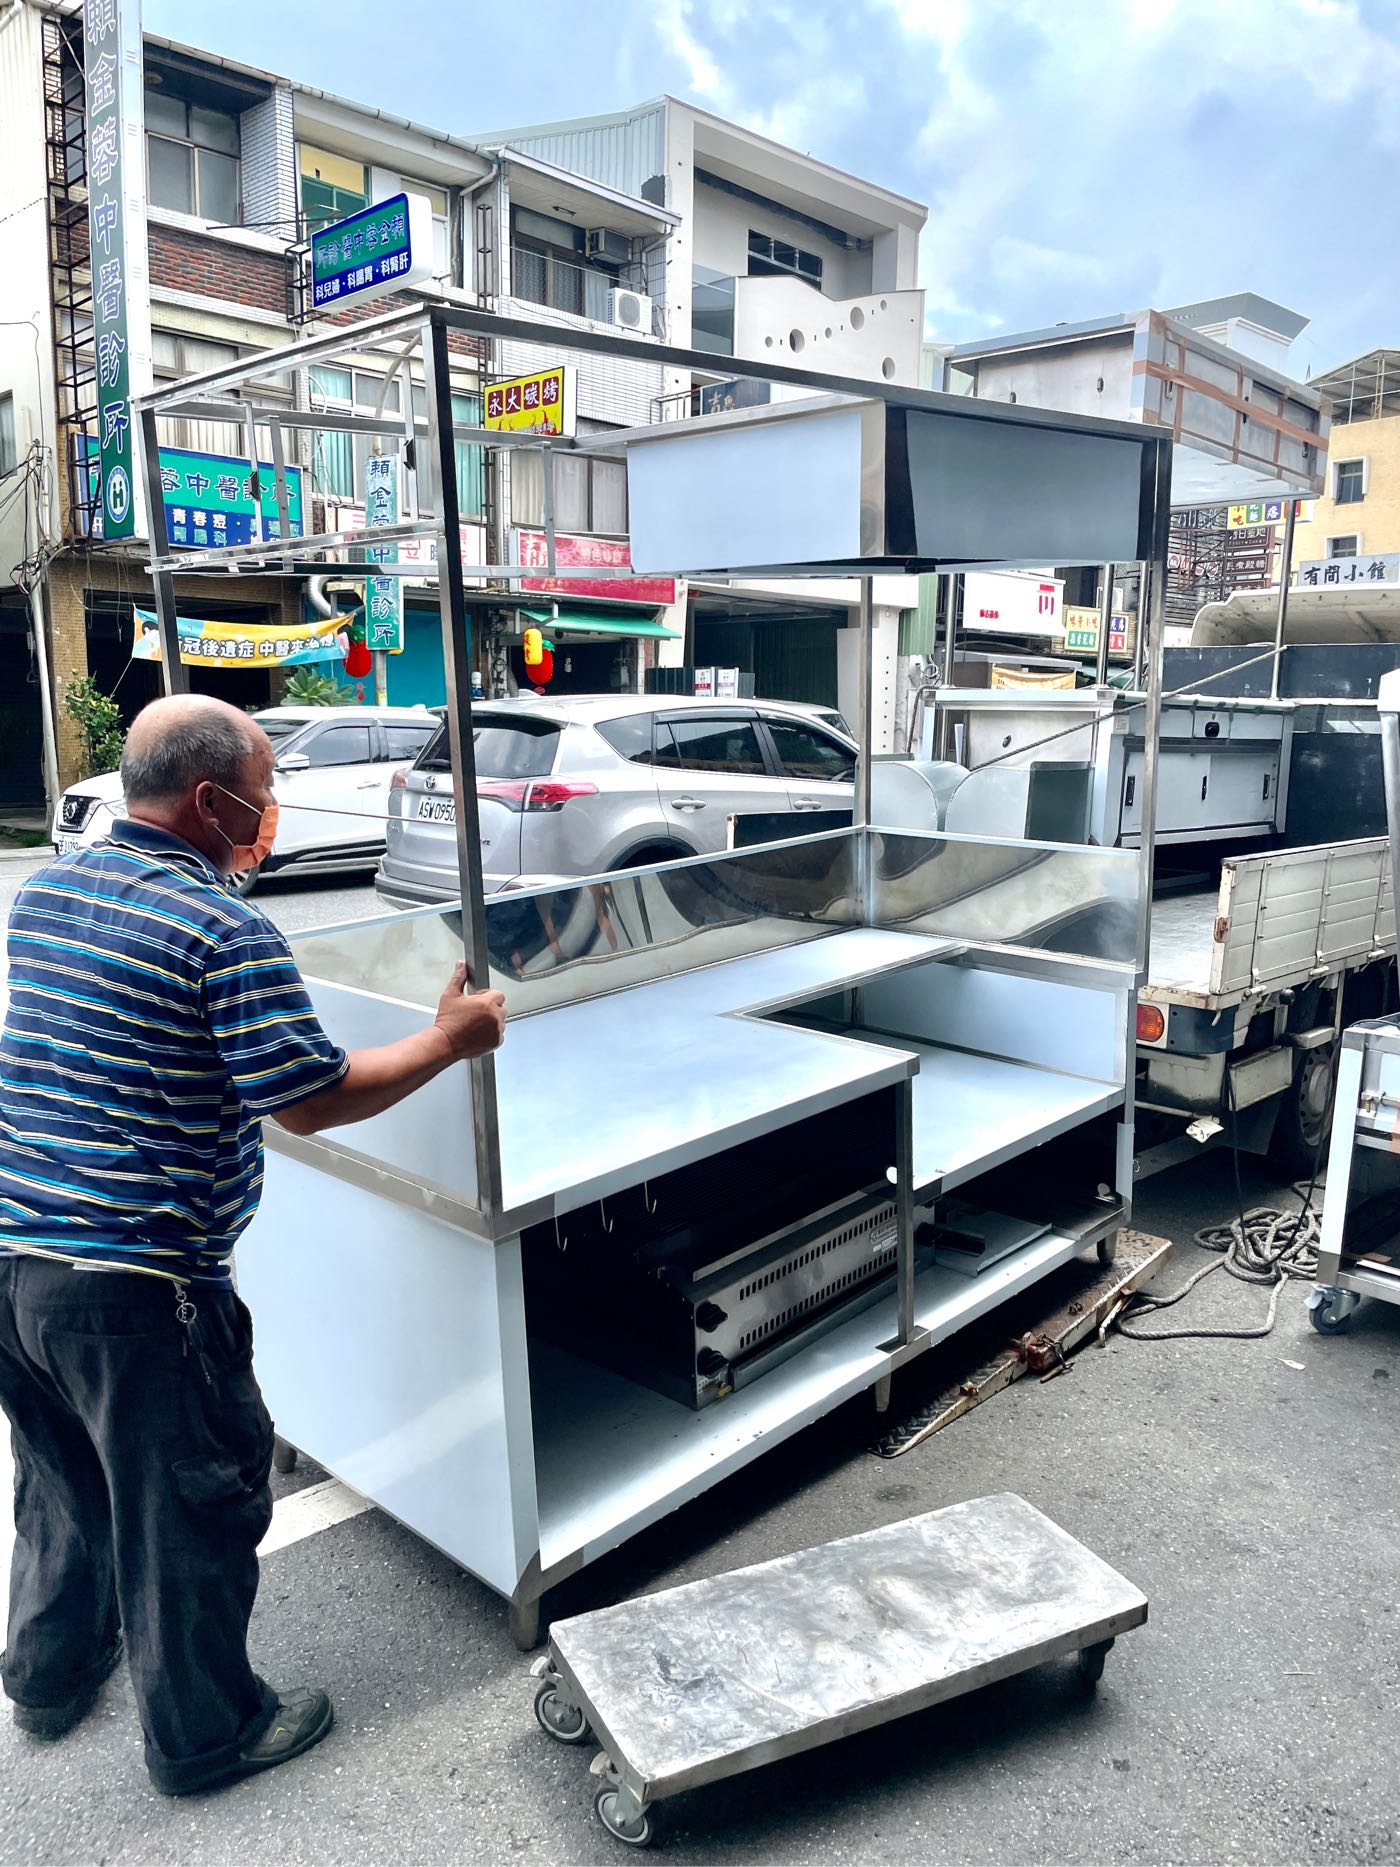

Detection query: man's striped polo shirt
xmin=0 ymin=818 xmax=348 ymax=1284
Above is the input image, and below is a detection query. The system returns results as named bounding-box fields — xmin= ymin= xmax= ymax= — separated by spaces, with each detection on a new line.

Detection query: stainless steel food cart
xmin=133 ymin=305 xmax=1173 ymax=1644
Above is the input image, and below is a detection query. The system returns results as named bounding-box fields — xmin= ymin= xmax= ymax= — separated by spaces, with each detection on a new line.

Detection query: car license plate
xmin=416 ymin=797 xmax=456 ymax=824
xmin=55 ymin=834 xmax=82 ymax=855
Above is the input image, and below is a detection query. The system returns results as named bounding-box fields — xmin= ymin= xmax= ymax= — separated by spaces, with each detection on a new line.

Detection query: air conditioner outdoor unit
xmin=587 ymin=227 xmax=630 ymax=266
xmin=610 ymin=287 xmax=652 ymax=332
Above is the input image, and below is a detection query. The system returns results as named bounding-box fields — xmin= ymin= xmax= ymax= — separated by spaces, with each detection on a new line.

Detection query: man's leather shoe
xmin=161 ymin=1686 xmax=334 ymax=1795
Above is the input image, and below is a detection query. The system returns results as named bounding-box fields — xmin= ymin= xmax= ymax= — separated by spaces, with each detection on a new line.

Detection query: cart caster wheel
xmin=1078 ymin=1638 xmax=1113 ymax=1690
xmin=272 ymin=1437 xmax=298 ymax=1474
xmin=534 ymin=1680 xmax=591 ymax=1744
xmin=1097 ymin=1231 xmax=1119 ymax=1267
xmin=1307 ymin=1287 xmax=1357 ymax=1335
xmin=594 ymin=1786 xmax=653 ymax=1848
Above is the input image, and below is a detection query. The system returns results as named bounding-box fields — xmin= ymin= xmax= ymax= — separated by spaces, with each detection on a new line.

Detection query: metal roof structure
xmin=945 ymin=306 xmax=1328 ymax=506
xmin=1163 ymin=294 xmax=1309 ymax=343
xmin=1309 ymin=349 xmax=1400 ymax=424
xmin=1192 ymin=583 xmax=1400 ymax=647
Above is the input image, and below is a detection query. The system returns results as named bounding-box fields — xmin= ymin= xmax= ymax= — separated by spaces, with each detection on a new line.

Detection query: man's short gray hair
xmin=120 ymin=706 xmax=254 ymax=803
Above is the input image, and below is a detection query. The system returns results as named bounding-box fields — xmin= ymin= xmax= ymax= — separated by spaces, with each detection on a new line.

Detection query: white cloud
xmin=653 ymin=0 xmax=729 ymax=104
xmin=880 ymin=0 xmax=1400 ymax=346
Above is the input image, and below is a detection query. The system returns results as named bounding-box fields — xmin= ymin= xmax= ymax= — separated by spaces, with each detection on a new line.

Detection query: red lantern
xmin=533 ymin=644 xmax=555 ymax=685
xmin=344 ymin=639 xmax=372 ymax=678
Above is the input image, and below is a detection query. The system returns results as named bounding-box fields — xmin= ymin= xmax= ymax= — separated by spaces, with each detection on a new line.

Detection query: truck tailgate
xmin=1144 ymin=837 xmax=1395 ymax=1010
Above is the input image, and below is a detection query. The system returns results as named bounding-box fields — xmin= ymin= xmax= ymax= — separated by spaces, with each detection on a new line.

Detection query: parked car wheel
xmin=233 ymin=863 xmax=261 ymax=898
xmin=612 ymin=843 xmax=690 ymax=873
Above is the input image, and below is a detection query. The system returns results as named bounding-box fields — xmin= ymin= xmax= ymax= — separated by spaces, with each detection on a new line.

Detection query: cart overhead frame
xmin=133 ymin=304 xmax=1175 ymax=1640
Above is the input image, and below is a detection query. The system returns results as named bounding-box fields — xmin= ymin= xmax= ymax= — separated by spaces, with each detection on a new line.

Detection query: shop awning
xmin=520 ymin=606 xmax=681 ymax=640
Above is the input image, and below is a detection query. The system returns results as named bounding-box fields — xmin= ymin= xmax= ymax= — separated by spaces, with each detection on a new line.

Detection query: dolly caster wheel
xmin=272 ymin=1437 xmax=299 ymax=1475
xmin=1097 ymin=1231 xmax=1119 ymax=1267
xmin=1078 ymin=1637 xmax=1113 ymax=1690
xmin=534 ymin=1679 xmax=591 ymax=1744
xmin=594 ymin=1785 xmax=653 ymax=1847
xmin=1307 ymin=1287 xmax=1357 ymax=1335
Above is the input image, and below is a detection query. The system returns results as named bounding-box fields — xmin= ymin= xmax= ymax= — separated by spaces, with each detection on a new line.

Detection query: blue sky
xmin=148 ymin=0 xmax=1400 ymax=374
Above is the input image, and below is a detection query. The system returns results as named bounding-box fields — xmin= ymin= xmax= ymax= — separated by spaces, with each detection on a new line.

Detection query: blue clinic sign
xmin=157 ymin=446 xmax=304 ymax=548
xmin=77 ymin=441 xmax=304 ymax=547
xmin=309 ymin=192 xmax=435 ymax=311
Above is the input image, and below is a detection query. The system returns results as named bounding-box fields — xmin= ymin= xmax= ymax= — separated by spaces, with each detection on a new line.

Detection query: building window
xmin=1335 ymin=458 xmax=1366 ymax=505
xmin=692 ymin=267 xmax=735 ymax=355
xmin=301 ymin=149 xmax=450 ymax=275
xmin=0 ymin=394 xmax=15 ymax=475
xmin=310 ymin=369 xmax=482 ymax=514
xmin=747 ymin=229 xmax=823 ymax=286
xmin=299 ymin=144 xmax=370 ymax=233
xmin=514 ymin=243 xmax=586 ymax=316
xmin=511 ymin=450 xmax=627 ymax=535
xmin=1327 ymin=534 xmax=1360 ymax=559
xmin=152 ymin=331 xmax=242 ymax=455
xmin=145 ymin=88 xmax=240 ymax=223
xmin=511 ymin=207 xmax=602 ymax=316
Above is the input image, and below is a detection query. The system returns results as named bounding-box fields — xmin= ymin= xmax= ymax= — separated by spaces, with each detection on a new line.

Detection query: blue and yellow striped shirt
xmin=0 ymin=819 xmax=348 ymax=1284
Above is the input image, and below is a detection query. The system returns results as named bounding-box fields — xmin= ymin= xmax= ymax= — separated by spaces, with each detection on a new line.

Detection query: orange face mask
xmin=213 ymin=786 xmax=280 ymax=873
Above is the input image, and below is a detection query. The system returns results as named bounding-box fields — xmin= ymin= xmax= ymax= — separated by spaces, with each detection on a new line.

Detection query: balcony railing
xmin=509 ymin=246 xmax=661 ymax=335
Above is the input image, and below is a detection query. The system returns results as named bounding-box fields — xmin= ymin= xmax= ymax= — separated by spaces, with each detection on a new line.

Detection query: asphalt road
xmin=3 ymin=848 xmax=1399 ymax=1864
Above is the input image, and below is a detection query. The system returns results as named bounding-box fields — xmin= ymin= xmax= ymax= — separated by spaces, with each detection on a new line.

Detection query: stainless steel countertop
xmin=494 ymin=927 xmax=957 ymax=1225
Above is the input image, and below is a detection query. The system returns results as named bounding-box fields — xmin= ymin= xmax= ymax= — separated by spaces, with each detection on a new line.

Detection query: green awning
xmin=520 ymin=605 xmax=681 ymax=640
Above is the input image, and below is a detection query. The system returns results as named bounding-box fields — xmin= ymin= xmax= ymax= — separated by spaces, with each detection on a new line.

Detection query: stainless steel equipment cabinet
xmin=129 ymin=304 xmax=1176 ymax=1642
xmin=243 ymin=827 xmax=1138 ymax=1641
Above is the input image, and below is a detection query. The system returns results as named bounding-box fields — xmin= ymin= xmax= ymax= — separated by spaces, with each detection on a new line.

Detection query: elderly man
xmin=0 ymin=695 xmax=505 ymax=1795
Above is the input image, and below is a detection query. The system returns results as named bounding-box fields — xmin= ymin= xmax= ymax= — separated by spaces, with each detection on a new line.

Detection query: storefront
xmin=513 ymin=604 xmax=679 ymax=696
xmin=691 ymin=590 xmax=846 ymax=708
xmin=84 ymin=591 xmax=292 ymax=724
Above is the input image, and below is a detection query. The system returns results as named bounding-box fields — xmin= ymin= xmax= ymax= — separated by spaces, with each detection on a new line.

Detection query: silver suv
xmin=375 ymin=694 xmax=857 ymax=907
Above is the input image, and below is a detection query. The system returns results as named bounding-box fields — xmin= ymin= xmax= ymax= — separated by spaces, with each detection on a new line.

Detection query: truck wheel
xmin=1268 ymin=1041 xmax=1336 ymax=1179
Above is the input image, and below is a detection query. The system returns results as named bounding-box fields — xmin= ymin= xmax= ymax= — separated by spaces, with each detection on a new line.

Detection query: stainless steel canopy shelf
xmin=131 ymin=304 xmax=1173 ymax=1641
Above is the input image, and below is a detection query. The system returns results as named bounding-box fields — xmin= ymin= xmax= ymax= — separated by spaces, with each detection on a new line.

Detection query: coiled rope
xmin=1116 ymin=1185 xmax=1322 ymax=1342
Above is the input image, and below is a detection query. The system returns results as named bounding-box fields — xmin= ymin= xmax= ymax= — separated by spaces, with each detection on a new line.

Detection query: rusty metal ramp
xmin=873 ymin=1230 xmax=1174 ymax=1459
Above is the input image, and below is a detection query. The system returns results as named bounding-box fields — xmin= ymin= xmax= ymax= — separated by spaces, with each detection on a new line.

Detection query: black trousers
xmin=0 ymin=1252 xmax=278 ymax=1792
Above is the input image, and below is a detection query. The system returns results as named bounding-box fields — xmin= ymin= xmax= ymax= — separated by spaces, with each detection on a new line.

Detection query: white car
xmin=53 ymin=705 xmax=440 ymax=895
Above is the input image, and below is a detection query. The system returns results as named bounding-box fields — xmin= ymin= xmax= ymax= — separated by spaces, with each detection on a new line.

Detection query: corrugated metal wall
xmin=503 ymin=105 xmax=668 ymax=203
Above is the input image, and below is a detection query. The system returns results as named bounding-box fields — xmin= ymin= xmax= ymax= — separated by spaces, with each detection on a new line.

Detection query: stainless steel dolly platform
xmin=530 ymin=1491 xmax=1148 ymax=1846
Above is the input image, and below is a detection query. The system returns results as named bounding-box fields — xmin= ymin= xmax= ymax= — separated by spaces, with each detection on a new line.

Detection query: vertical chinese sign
xmin=84 ymin=0 xmax=150 ymax=540
xmin=363 ymin=454 xmax=403 ymax=653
